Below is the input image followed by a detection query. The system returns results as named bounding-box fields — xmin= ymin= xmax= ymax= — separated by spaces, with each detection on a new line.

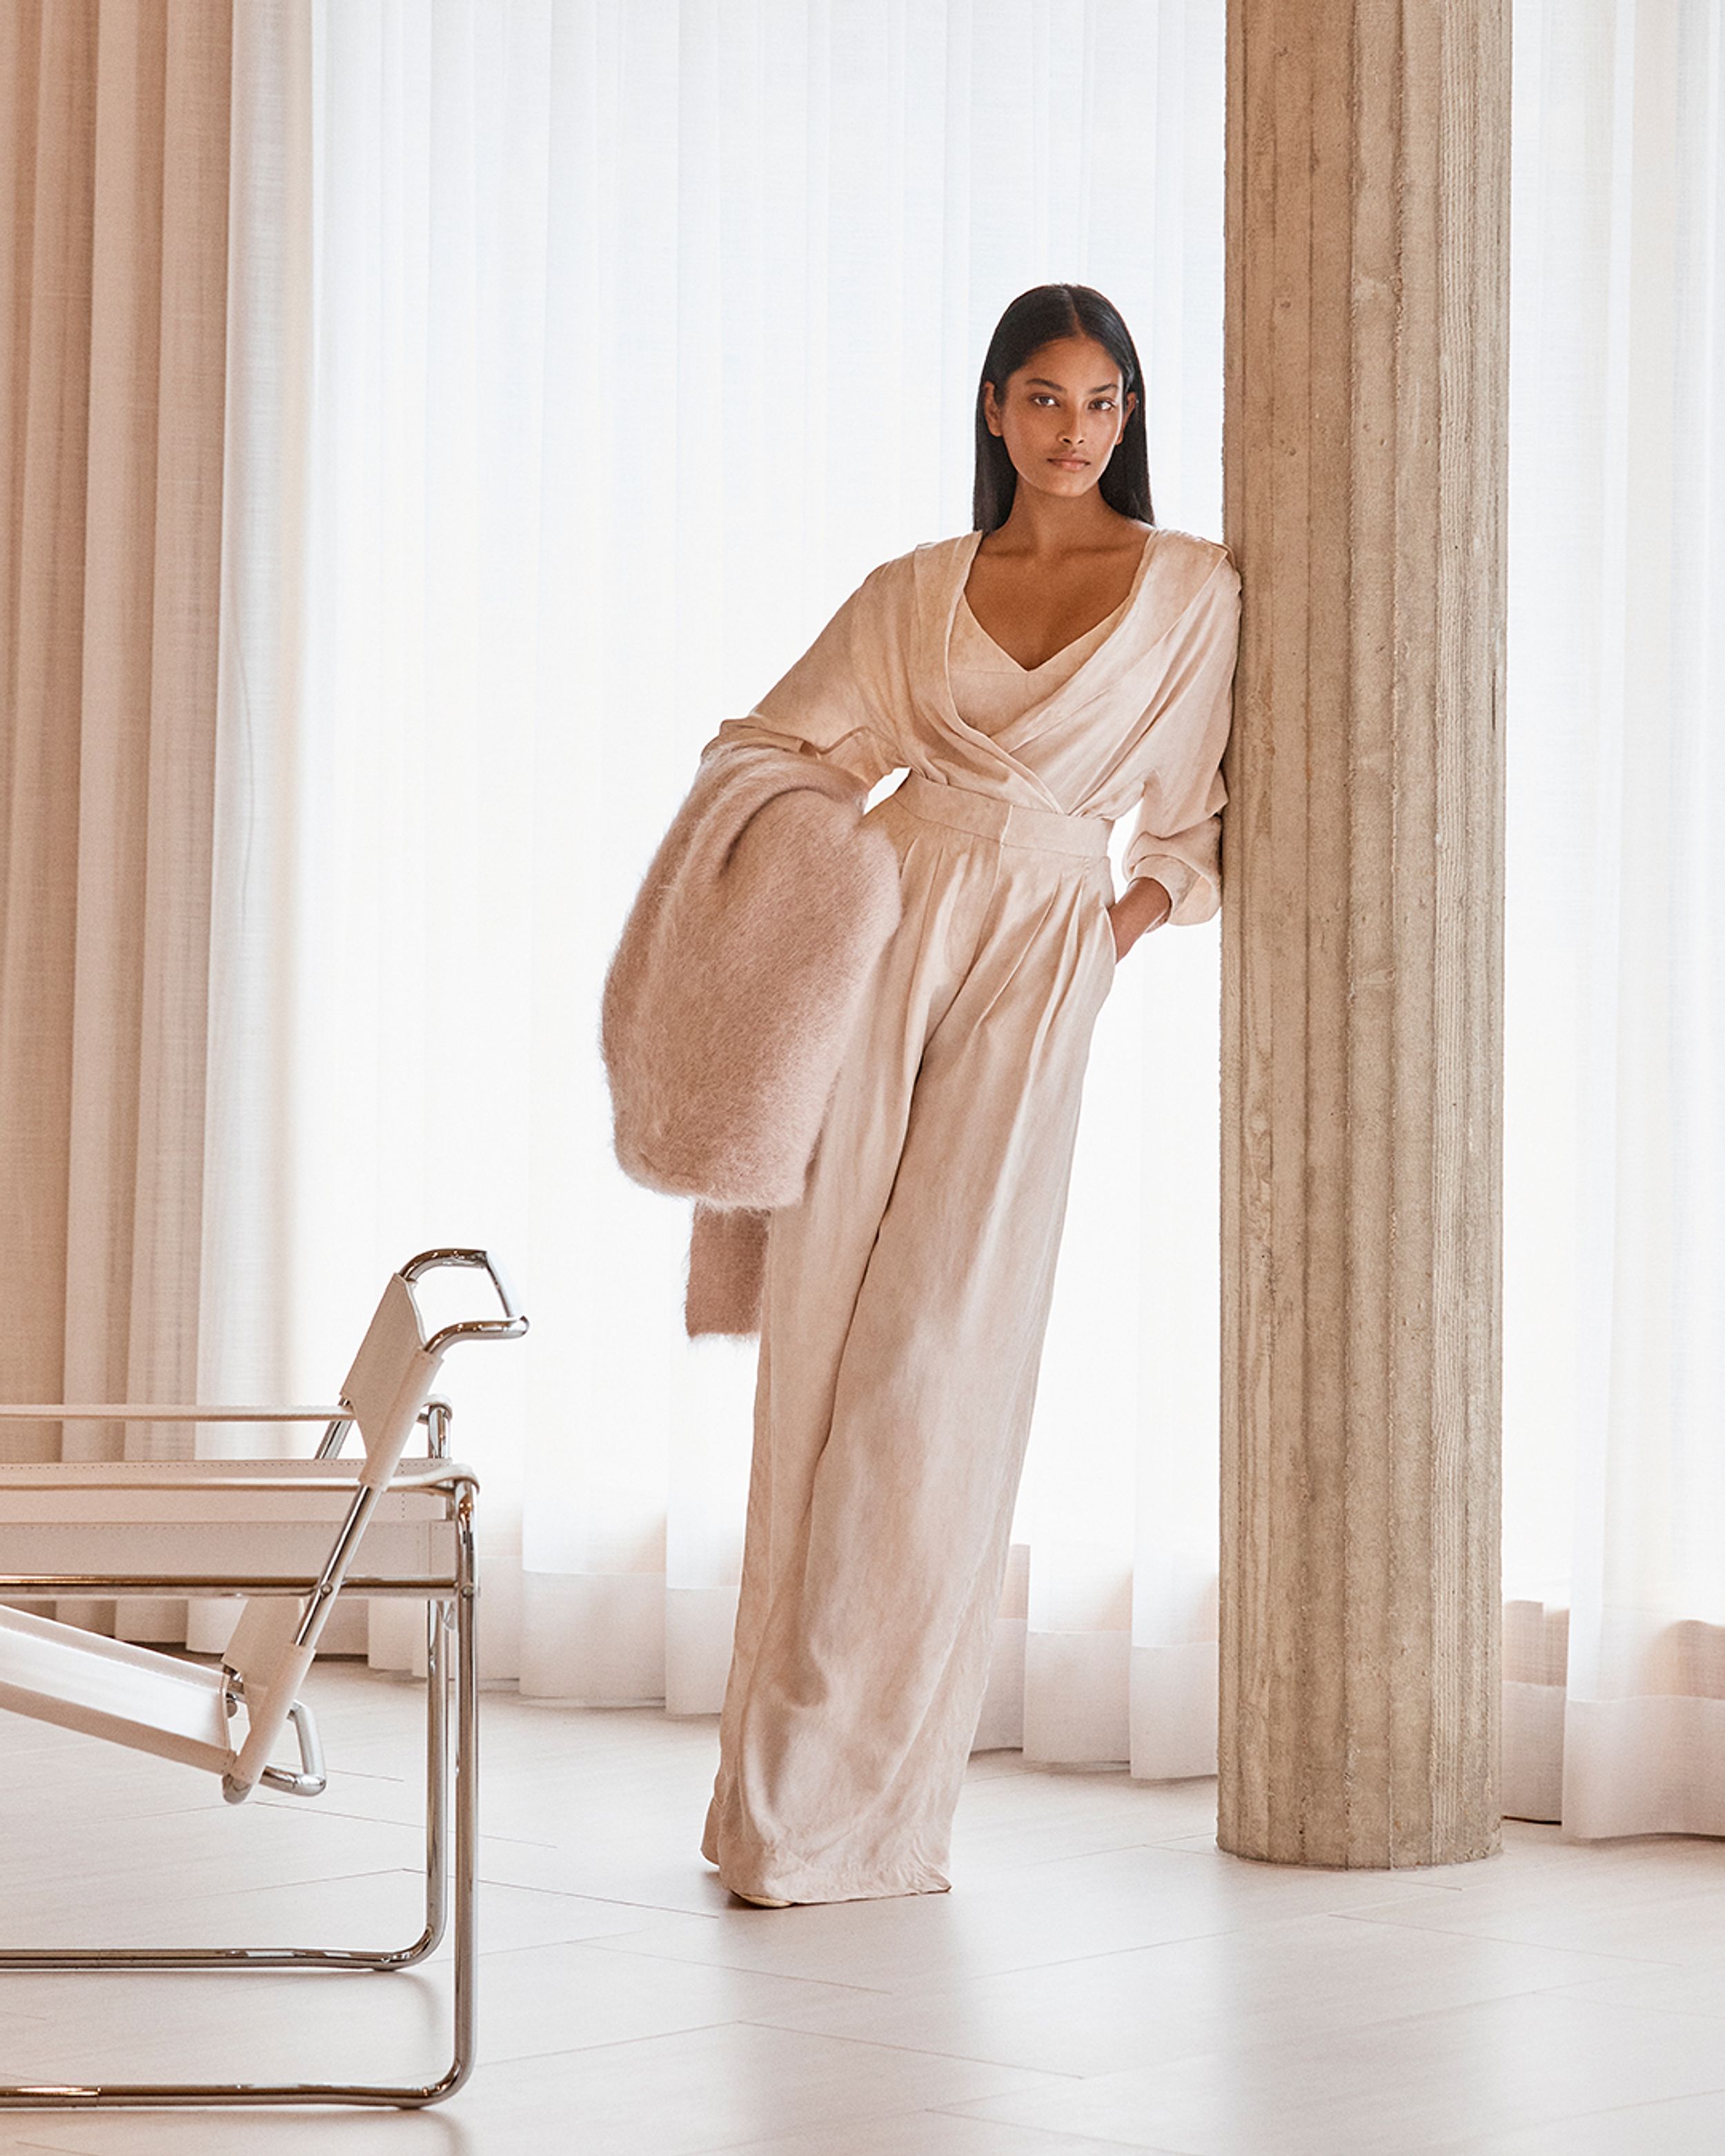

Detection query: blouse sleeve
xmin=700 ymin=562 xmax=903 ymax=791
xmin=1123 ymin=553 xmax=1241 ymax=926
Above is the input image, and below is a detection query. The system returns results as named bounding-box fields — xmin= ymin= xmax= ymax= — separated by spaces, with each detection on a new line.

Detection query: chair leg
xmin=353 ymin=1590 xmax=452 ymax=1972
xmin=446 ymin=1487 xmax=480 ymax=2097
xmin=0 ymin=1545 xmax=481 ymax=2108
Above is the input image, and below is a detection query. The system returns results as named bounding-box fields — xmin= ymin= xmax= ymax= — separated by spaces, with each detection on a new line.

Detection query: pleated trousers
xmin=703 ymin=774 xmax=1119 ymax=1903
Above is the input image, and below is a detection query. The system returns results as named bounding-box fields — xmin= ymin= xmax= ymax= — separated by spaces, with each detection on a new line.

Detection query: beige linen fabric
xmin=947 ymin=584 xmax=1127 ymax=735
xmin=700 ymin=526 xmax=1240 ymax=1903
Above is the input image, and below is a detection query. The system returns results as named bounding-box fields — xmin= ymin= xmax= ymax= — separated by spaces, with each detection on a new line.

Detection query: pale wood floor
xmin=3 ymin=1660 xmax=1724 ymax=2155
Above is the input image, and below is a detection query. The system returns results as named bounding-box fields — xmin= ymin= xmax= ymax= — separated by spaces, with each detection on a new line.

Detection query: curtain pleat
xmin=1 ymin=0 xmax=232 ymax=1636
xmin=1 ymin=1 xmax=99 ymax=1470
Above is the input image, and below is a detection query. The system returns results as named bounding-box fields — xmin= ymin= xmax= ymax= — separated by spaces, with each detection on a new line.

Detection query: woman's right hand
xmin=1106 ymin=877 xmax=1172 ymax=960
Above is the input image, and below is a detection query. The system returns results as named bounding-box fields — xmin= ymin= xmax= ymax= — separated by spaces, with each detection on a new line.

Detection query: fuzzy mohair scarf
xmin=601 ymin=742 xmax=902 ymax=1336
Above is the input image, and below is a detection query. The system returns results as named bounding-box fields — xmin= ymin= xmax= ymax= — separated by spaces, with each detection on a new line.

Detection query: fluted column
xmin=1219 ymin=0 xmax=1509 ymax=1867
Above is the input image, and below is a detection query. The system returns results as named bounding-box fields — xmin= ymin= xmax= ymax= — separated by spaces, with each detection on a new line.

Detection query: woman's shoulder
xmin=854 ymin=531 xmax=978 ymax=575
xmin=872 ymin=531 xmax=977 ymax=582
xmin=1147 ymin=524 xmax=1236 ymax=579
xmin=820 ymin=535 xmax=958 ymax=606
xmin=827 ymin=533 xmax=974 ymax=617
xmin=1143 ymin=526 xmax=1240 ymax=623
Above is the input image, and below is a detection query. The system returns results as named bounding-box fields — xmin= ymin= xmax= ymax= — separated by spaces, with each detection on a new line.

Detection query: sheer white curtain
xmin=215 ymin=0 xmax=1725 ymax=1824
xmin=216 ymin=0 xmax=1228 ymax=1770
xmin=1504 ymin=0 xmax=1725 ymax=1835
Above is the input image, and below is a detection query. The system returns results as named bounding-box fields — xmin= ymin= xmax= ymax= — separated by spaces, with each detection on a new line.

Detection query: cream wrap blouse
xmin=708 ymin=525 xmax=1241 ymax=925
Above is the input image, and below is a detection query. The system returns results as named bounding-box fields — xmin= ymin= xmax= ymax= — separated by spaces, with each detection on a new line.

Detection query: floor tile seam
xmin=741 ymin=1955 xmax=1719 ymax=2059
xmin=477 ymin=1886 xmax=731 ymax=1921
xmin=1 ymin=1801 xmax=221 ymax=1830
xmin=1408 ymin=2081 xmax=1725 ymax=2156
xmin=731 ymin=2010 xmax=1090 ymax=2080
xmin=579 ymin=1907 xmax=1411 ymax=1993
xmin=676 ymin=2097 xmax=987 ymax=2156
xmin=250 ymin=1798 xmax=431 ymax=1826
xmin=1136 ymin=1975 xmax=1725 ymax=2063
xmin=1190 ymin=1863 xmax=1475 ymax=1897
xmin=1510 ymin=1948 xmax=1707 ymax=1977
xmin=961 ymin=1797 xmax=1201 ymax=1817
xmin=1281 ymin=1915 xmax=1691 ymax=1971
xmin=930 ymin=2097 xmax=1200 ymax=2152
xmin=463 ymin=1932 xmax=876 ymax=1995
xmin=580 ymin=1936 xmax=900 ymax=1996
xmin=473 ymin=2015 xmax=760 ymax=2070
xmin=1530 ymin=1982 xmax=1725 ymax=2028
xmin=993 ymin=1841 xmax=1230 ymax=1875
xmin=701 ymin=2101 xmax=1189 ymax=2156
xmin=0 ymin=1861 xmax=430 ymax=1939
xmin=0 ymin=2005 xmax=74 ymax=2031
xmin=1350 ymin=1870 xmax=1725 ymax=1917
xmin=900 ymin=1984 xmax=1639 ymax=2096
xmin=962 ymin=1838 xmax=1236 ymax=1876
xmin=858 ymin=1981 xmax=1628 ymax=2086
xmin=746 ymin=1907 xmax=1418 ymax=2011
xmin=961 ymin=1828 xmax=1208 ymax=1860
xmin=1278 ymin=1965 xmax=1719 ymax=2044
xmin=967 ymin=1846 xmax=1475 ymax=1914
xmin=480 ymin=1877 xmax=689 ymax=1910
xmin=673 ymin=2104 xmax=1104 ymax=2156
xmin=1218 ymin=1978 xmax=1679 ymax=2049
xmin=1332 ymin=1906 xmax=1721 ymax=1961
xmin=253 ymin=1797 xmax=558 ymax=1846
xmin=467 ymin=2011 xmax=1053 ymax=2077
xmin=965 ymin=1909 xmax=1417 ymax=1975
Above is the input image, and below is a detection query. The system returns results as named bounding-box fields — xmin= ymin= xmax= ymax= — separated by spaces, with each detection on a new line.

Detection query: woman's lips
xmin=1049 ymin=457 xmax=1089 ymax=469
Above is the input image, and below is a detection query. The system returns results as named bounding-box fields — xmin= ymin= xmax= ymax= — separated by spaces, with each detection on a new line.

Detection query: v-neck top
xmin=704 ymin=524 xmax=1241 ymax=927
xmin=947 ymin=590 xmax=1132 ymax=738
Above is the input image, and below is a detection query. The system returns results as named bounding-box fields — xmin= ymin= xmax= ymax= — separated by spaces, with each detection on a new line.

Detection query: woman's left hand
xmin=1107 ymin=877 xmax=1173 ymax=961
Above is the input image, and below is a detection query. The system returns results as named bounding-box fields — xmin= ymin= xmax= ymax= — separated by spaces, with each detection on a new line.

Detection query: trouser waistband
xmin=891 ymin=773 xmax=1112 ymax=860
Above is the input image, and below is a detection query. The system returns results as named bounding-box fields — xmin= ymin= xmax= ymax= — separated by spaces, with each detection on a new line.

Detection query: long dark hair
xmin=972 ymin=284 xmax=1153 ymax=533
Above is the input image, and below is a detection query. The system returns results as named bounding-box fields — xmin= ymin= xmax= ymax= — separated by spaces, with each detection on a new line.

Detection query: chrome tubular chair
xmin=0 ymin=1247 xmax=526 ymax=2110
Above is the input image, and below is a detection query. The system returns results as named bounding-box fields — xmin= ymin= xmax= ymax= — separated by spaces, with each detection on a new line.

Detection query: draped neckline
xmin=956 ymin=529 xmax=1150 ymax=674
xmin=923 ymin=526 xmax=1164 ymax=782
xmin=954 ymin=589 xmax=1127 ymax=678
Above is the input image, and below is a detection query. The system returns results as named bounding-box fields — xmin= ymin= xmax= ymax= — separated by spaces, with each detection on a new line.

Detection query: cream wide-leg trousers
xmin=702 ymin=774 xmax=1121 ymax=1905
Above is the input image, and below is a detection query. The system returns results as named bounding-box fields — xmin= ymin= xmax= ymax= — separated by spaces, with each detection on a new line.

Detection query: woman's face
xmin=983 ymin=333 xmax=1137 ymax=506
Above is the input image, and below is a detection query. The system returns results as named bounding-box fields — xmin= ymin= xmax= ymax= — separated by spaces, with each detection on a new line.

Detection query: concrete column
xmin=1219 ymin=0 xmax=1509 ymax=1867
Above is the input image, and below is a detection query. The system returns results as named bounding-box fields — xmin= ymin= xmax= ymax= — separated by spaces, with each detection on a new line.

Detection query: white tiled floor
xmin=3 ymin=1663 xmax=1724 ymax=2154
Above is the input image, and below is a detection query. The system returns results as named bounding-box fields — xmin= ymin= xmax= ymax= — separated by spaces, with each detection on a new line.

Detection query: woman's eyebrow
xmin=1024 ymin=375 xmax=1120 ymax=394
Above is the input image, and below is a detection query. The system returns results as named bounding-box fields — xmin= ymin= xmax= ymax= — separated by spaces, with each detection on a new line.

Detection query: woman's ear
xmin=982 ymin=381 xmax=1004 ymax=439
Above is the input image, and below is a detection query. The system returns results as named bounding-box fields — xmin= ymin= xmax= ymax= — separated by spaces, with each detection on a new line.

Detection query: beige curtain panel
xmin=0 ymin=0 xmax=232 ymax=1643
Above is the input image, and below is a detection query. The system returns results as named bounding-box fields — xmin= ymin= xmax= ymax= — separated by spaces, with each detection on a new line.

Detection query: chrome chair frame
xmin=0 ymin=1248 xmax=524 ymax=2110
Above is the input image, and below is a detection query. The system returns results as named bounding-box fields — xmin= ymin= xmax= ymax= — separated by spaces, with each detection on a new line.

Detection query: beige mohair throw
xmin=601 ymin=742 xmax=901 ymax=1334
xmin=684 ymin=1203 xmax=771 ymax=1337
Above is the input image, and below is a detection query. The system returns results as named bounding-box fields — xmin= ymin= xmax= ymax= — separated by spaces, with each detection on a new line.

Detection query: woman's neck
xmin=985 ymin=491 xmax=1142 ymax=559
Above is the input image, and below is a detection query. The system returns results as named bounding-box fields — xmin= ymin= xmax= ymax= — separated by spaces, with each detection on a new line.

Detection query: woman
xmin=701 ymin=284 xmax=1240 ymax=1907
